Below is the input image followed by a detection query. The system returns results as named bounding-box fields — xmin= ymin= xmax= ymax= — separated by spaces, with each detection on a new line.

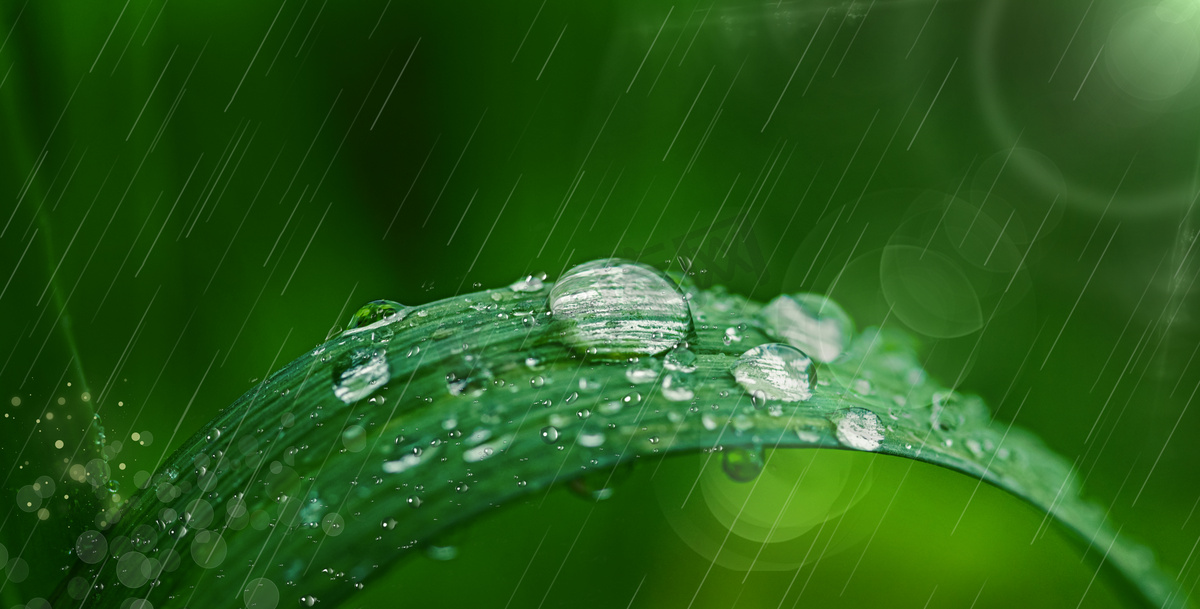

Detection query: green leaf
xmin=51 ymin=260 xmax=1191 ymax=608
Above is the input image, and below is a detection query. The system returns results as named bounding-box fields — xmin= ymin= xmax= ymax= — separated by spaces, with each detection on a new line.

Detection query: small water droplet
xmin=835 ymin=407 xmax=884 ymax=451
xmin=579 ymin=431 xmax=606 ymax=447
xmin=759 ymin=293 xmax=853 ymax=363
xmin=853 ymin=379 xmax=873 ymax=395
xmin=722 ymin=447 xmax=765 ymax=482
xmin=426 ymin=544 xmax=458 ymax=561
xmin=723 ymin=327 xmax=741 ymax=345
xmin=548 ymin=259 xmax=693 ymax=360
xmin=663 ymin=346 xmax=698 ymax=373
xmin=625 ymin=359 xmax=661 ymax=384
xmin=332 ymin=347 xmax=390 ymax=404
xmin=730 ymin=343 xmax=816 ymax=402
xmin=510 ymin=274 xmax=546 ymax=292
xmin=568 ymin=463 xmax=634 ymax=501
xmin=540 ymin=426 xmax=560 ymax=444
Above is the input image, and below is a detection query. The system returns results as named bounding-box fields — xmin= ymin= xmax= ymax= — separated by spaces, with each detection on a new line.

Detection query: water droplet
xmin=759 ymin=293 xmax=853 ymax=363
xmin=346 ymin=299 xmax=410 ymax=331
xmin=332 ymin=347 xmax=390 ymax=404
xmin=722 ymin=447 xmax=765 ymax=482
xmin=749 ymin=389 xmax=767 ymax=409
xmin=463 ymin=434 xmax=511 ymax=463
xmin=730 ymin=344 xmax=816 ymax=402
xmin=661 ymin=372 xmax=695 ymax=402
xmin=383 ymin=444 xmax=439 ymax=474
xmin=445 ymin=355 xmax=493 ymax=397
xmin=548 ymin=259 xmax=692 ymax=359
xmin=625 ymin=359 xmax=661 ymax=384
xmin=510 ymin=274 xmax=546 ymax=292
xmin=723 ymin=326 xmax=741 ymax=345
xmin=579 ymin=431 xmax=606 ymax=447
xmin=663 ymin=347 xmax=698 ymax=373
xmin=426 ymin=543 xmax=459 ymax=561
xmin=540 ymin=426 xmax=560 ymax=444
xmin=568 ymin=463 xmax=634 ymax=501
xmin=835 ymin=408 xmax=884 ymax=451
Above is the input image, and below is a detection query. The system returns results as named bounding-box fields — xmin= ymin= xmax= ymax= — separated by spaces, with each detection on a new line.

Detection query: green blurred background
xmin=2 ymin=0 xmax=1199 ymax=606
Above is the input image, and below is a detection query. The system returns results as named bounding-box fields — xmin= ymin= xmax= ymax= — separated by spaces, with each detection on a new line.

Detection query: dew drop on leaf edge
xmin=722 ymin=447 xmax=765 ymax=482
xmin=346 ymin=299 xmax=410 ymax=331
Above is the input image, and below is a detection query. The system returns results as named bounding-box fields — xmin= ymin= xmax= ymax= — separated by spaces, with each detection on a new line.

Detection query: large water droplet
xmin=346 ymin=299 xmax=410 ymax=331
xmin=759 ymin=294 xmax=853 ymax=363
xmin=835 ymin=407 xmax=884 ymax=451
xmin=548 ymin=259 xmax=692 ymax=359
xmin=332 ymin=347 xmax=390 ymax=404
xmin=730 ymin=343 xmax=816 ymax=402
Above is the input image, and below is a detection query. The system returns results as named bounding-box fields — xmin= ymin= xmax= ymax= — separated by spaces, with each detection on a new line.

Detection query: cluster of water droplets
xmin=50 ymin=254 xmax=1172 ymax=609
xmin=323 ymin=263 xmax=977 ymax=513
xmin=331 ymin=299 xmax=411 ymax=404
